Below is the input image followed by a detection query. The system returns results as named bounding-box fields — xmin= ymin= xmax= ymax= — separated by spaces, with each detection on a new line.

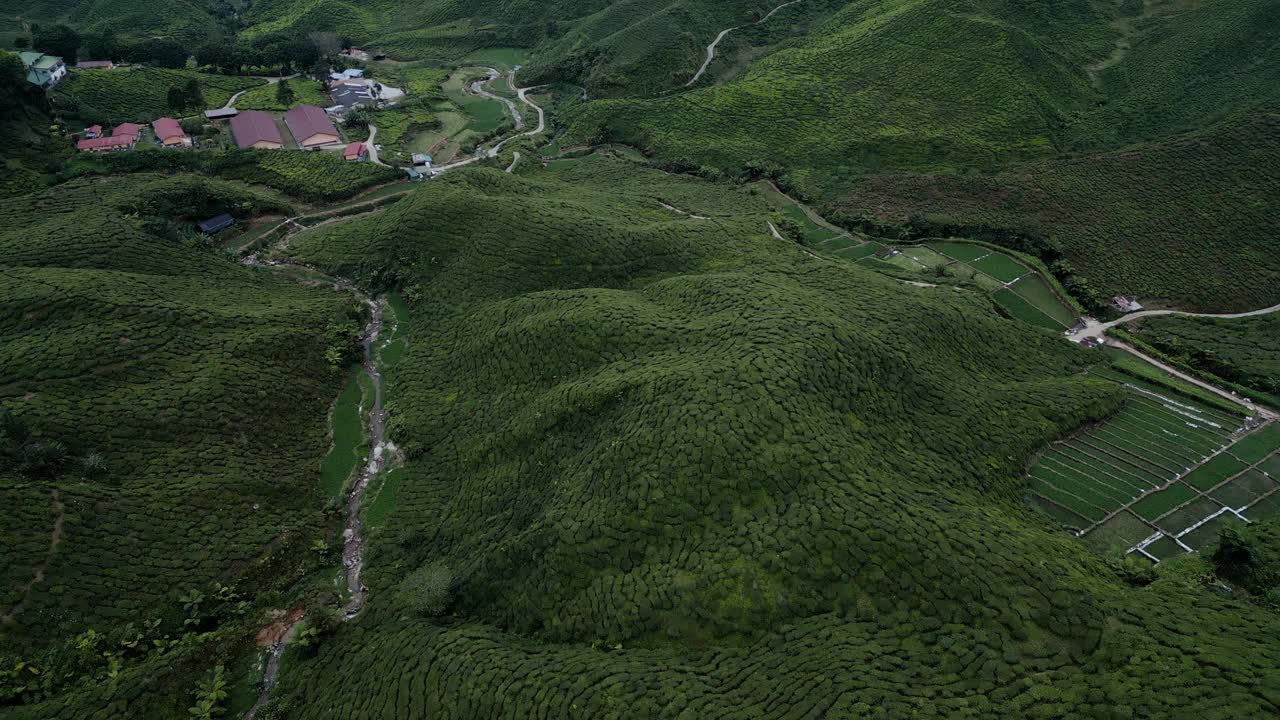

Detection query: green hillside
xmin=2 ymin=1 xmax=1278 ymax=717
xmin=562 ymin=0 xmax=1280 ymax=308
xmin=830 ymin=112 xmax=1280 ymax=312
xmin=184 ymin=158 xmax=1276 ymax=718
xmin=54 ymin=68 xmax=262 ymax=124
xmin=0 ymin=174 xmax=359 ymax=707
xmin=7 ymin=0 xmax=229 ymax=46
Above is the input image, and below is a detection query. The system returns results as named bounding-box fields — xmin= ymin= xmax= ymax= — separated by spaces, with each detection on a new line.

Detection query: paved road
xmin=1073 ymin=302 xmax=1280 ymax=340
xmin=432 ymin=69 xmax=547 ymax=174
xmin=505 ymin=151 xmax=521 ymax=173
xmin=471 ymin=67 xmax=524 ymax=130
xmin=686 ymin=0 xmax=803 ymax=86
xmin=364 ymin=125 xmax=391 ymax=167
xmin=219 ymin=73 xmax=300 ymax=110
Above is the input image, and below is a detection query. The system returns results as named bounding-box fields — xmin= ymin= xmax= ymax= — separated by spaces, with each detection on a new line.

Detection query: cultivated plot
xmin=1028 ymin=367 xmax=1280 ymax=562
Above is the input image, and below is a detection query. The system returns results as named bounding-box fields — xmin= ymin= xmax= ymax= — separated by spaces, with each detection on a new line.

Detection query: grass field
xmin=319 ymin=370 xmax=368 ymax=498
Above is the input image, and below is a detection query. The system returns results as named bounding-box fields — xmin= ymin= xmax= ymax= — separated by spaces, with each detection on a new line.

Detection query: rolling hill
xmin=0 ymin=174 xmax=361 ymax=711
xmin=209 ymin=158 xmax=1276 ymax=719
xmin=563 ymin=0 xmax=1280 ymax=309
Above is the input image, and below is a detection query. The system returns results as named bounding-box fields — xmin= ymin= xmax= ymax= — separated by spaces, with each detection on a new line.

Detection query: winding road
xmin=220 ymin=74 xmax=300 ymax=110
xmin=1072 ymin=303 xmax=1280 ymax=340
xmin=431 ymin=68 xmax=546 ymax=173
xmin=471 ymin=68 xmax=523 ymax=131
xmin=686 ymin=0 xmax=803 ymax=86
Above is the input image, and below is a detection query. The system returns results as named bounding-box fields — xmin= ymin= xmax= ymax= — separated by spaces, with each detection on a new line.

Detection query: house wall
xmin=299 ymin=133 xmax=340 ymax=148
xmin=250 ymin=140 xmax=284 ymax=150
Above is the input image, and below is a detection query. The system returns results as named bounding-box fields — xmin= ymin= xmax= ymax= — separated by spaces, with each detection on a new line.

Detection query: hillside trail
xmin=505 ymin=151 xmax=521 ymax=173
xmin=240 ymin=260 xmax=392 ymax=718
xmin=1 ymin=490 xmax=64 ymax=625
xmin=751 ymin=181 xmax=1277 ymax=417
xmin=686 ymin=0 xmax=803 ymax=86
xmin=1085 ymin=1 xmax=1155 ymax=86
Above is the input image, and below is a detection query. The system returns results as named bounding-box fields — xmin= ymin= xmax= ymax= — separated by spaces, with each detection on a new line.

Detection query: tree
xmin=308 ymin=31 xmax=341 ymax=60
xmin=0 ymin=52 xmax=26 ymax=109
xmin=84 ymin=29 xmax=119 ymax=62
xmin=275 ymin=79 xmax=295 ymax=107
xmin=124 ymin=39 xmax=187 ymax=69
xmin=184 ymin=78 xmax=204 ymax=108
xmin=32 ymin=24 xmax=80 ymax=64
xmin=167 ymin=85 xmax=188 ymax=111
xmin=195 ymin=44 xmax=231 ymax=72
xmin=400 ymin=562 xmax=453 ymax=617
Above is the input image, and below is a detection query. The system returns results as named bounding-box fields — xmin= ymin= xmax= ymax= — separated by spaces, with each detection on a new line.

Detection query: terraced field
xmin=1028 ymin=363 xmax=1280 ymax=561
xmin=809 ymin=233 xmax=1080 ymax=333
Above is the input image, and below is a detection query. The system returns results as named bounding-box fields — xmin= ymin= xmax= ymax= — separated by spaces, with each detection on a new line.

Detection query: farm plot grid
xmin=1028 ymin=376 xmax=1280 ymax=562
xmin=927 ymin=241 xmax=1078 ymax=332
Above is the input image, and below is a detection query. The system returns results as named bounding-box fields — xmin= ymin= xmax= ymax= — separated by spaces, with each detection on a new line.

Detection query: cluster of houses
xmin=226 ymin=105 xmax=364 ymax=160
xmin=75 ymin=118 xmax=191 ymax=153
xmin=22 ymin=43 xmax=387 ymax=162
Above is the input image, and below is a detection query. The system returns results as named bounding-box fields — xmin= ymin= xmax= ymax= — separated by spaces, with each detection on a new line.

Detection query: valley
xmin=1 ymin=1 xmax=1279 ymax=718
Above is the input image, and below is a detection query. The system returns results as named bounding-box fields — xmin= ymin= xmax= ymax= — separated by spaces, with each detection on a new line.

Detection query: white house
xmin=19 ymin=52 xmax=67 ymax=87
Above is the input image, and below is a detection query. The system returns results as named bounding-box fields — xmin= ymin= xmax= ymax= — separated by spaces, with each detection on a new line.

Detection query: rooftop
xmin=284 ymin=104 xmax=339 ymax=143
xmin=230 ymin=110 xmax=284 ymax=148
xmin=77 ymin=136 xmax=134 ymax=151
xmin=152 ymin=117 xmax=186 ymax=141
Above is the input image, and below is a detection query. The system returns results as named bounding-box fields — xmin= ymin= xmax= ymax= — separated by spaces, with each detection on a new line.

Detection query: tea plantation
xmin=0 ymin=174 xmax=360 ymax=711
xmin=54 ymin=68 xmax=263 ymax=125
xmin=563 ymin=0 xmax=1280 ymax=310
xmin=3 ymin=1 xmax=1279 ymax=717
xmin=151 ymin=159 xmax=1275 ymax=719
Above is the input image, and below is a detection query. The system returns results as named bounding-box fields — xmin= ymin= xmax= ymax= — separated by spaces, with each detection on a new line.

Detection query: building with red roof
xmin=77 ymin=135 xmax=135 ymax=153
xmin=84 ymin=124 xmax=103 ymax=138
xmin=230 ymin=110 xmax=284 ymax=150
xmin=284 ymin=104 xmax=340 ymax=149
xmin=113 ymin=123 xmax=143 ymax=139
xmin=342 ymin=142 xmax=366 ymax=161
xmin=152 ymin=117 xmax=190 ymax=147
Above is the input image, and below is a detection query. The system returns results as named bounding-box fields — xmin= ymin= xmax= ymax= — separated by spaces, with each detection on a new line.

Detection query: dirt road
xmin=1106 ymin=340 xmax=1277 ymax=420
xmin=432 ymin=69 xmax=547 ymax=173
